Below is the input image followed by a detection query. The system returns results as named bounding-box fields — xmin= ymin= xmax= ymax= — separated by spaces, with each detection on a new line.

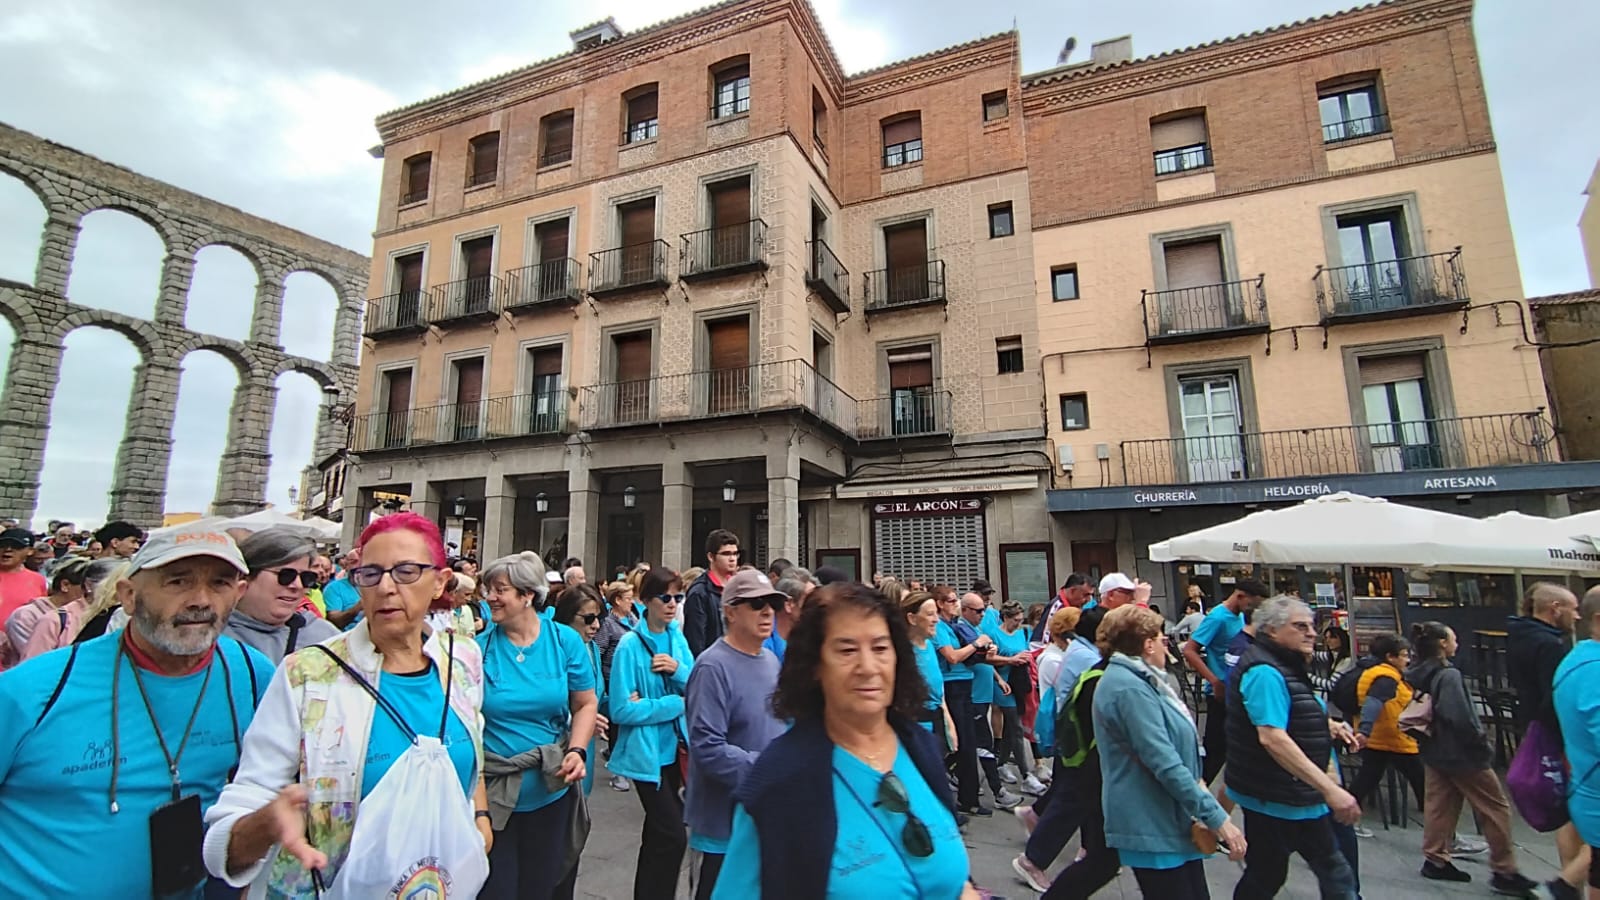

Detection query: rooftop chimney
xmin=1090 ymin=36 xmax=1133 ymax=66
xmin=571 ymin=18 xmax=623 ymax=51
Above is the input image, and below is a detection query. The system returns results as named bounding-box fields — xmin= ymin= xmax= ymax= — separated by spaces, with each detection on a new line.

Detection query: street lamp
xmin=722 ymin=480 xmax=737 ymax=503
xmin=623 ymin=485 xmax=637 ymax=509
xmin=452 ymin=495 xmax=467 ymax=517
xmin=287 ymin=486 xmax=299 ymax=507
xmin=535 ymin=492 xmax=549 ymax=513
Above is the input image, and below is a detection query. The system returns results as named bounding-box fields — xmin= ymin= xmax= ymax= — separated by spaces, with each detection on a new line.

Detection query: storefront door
xmin=1071 ymin=541 xmax=1117 ymax=583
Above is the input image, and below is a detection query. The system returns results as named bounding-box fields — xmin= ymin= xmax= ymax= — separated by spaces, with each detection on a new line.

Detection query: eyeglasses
xmin=874 ymin=771 xmax=933 ymax=857
xmin=576 ymin=613 xmax=601 ymax=625
xmin=1288 ymin=621 xmax=1317 ymax=633
xmin=731 ymin=596 xmax=777 ymax=611
xmin=654 ymin=593 xmax=686 ymax=605
xmin=259 ymin=567 xmax=318 ymax=589
xmin=349 ymin=562 xmax=437 ymax=588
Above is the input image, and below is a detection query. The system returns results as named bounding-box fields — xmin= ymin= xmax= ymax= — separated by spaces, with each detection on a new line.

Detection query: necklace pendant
xmin=515 ymin=652 xmax=525 ymax=663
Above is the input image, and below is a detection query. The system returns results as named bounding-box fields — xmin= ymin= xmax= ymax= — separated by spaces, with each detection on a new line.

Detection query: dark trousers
xmin=633 ymin=763 xmax=687 ymax=900
xmin=944 ymin=680 xmax=980 ymax=809
xmin=1040 ymin=771 xmax=1118 ymax=900
xmin=1026 ymin=763 xmax=1091 ymax=869
xmin=1331 ymin=819 xmax=1362 ymax=898
xmin=1234 ymin=809 xmax=1359 ymax=900
xmin=997 ymin=703 xmax=1027 ymax=771
xmin=1032 ymin=754 xmax=1065 ymax=816
xmin=694 ymin=852 xmax=724 ymax=900
xmin=481 ymin=789 xmax=580 ymax=900
xmin=1202 ymin=694 xmax=1228 ymax=784
xmin=1133 ymin=860 xmax=1211 ymax=899
xmin=972 ymin=700 xmax=1003 ymax=793
xmin=1348 ymin=748 xmax=1425 ymax=811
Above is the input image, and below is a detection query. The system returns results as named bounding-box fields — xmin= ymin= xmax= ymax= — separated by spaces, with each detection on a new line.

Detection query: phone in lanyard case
xmin=148 ymin=793 xmax=206 ymax=898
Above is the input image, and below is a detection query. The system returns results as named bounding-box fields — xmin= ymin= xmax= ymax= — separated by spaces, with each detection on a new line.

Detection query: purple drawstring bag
xmin=1506 ymin=721 xmax=1569 ymax=833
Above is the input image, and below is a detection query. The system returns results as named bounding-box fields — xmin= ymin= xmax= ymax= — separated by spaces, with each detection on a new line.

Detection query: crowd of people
xmin=2 ymin=510 xmax=1599 ymax=899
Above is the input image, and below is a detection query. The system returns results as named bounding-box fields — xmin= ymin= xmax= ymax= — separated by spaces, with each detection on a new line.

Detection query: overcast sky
xmin=0 ymin=0 xmax=1595 ymax=530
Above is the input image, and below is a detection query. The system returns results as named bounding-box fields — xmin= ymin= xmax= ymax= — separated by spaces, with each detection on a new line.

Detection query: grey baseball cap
xmin=128 ymin=525 xmax=249 ymax=575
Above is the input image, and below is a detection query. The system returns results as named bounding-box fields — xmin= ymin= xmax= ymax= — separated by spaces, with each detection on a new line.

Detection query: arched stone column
xmin=250 ymin=275 xmax=287 ymax=347
xmin=210 ymin=376 xmax=278 ymax=516
xmin=154 ymin=252 xmax=197 ymax=327
xmin=331 ymin=292 xmax=365 ymax=367
xmin=0 ymin=335 xmax=64 ymax=521
xmin=33 ymin=212 xmax=81 ymax=296
xmin=107 ymin=360 xmax=182 ymax=527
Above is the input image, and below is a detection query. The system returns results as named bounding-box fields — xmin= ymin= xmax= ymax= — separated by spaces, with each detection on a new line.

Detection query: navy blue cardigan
xmin=734 ymin=714 xmax=953 ymax=900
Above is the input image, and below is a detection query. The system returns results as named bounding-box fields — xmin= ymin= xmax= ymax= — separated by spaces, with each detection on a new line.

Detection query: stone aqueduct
xmin=0 ymin=123 xmax=369 ymax=527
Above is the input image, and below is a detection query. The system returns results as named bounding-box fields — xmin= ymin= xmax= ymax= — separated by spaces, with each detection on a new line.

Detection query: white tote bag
xmin=311 ymin=642 xmax=489 ymax=899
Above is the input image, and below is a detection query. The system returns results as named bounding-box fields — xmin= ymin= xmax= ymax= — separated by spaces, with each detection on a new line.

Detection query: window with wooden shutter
xmin=712 ymin=59 xmax=751 ymax=119
xmin=625 ymin=88 xmax=659 ymax=143
xmin=468 ymin=133 xmax=499 ymax=187
xmin=620 ymin=200 xmax=656 ymax=246
xmin=882 ymin=114 xmax=923 ymax=168
xmin=707 ymin=177 xmax=752 ymax=269
xmin=383 ymin=368 xmax=412 ymax=448
xmin=612 ymin=331 xmax=653 ymax=423
xmin=886 ymin=345 xmax=936 ymax=436
xmin=812 ymin=88 xmax=828 ymax=152
xmin=453 ymin=357 xmax=484 ymax=439
xmin=393 ymin=253 xmax=424 ymax=328
xmin=462 ymin=237 xmax=494 ymax=279
xmin=402 ymin=154 xmax=431 ymax=204
xmin=533 ymin=218 xmax=571 ymax=301
xmin=530 ymin=347 xmax=564 ymax=432
xmin=706 ymin=317 xmax=750 ymax=413
xmin=883 ymin=221 xmax=929 ymax=304
xmin=540 ymin=112 xmax=574 ymax=167
xmin=1151 ymin=113 xmax=1210 ymax=174
xmin=1162 ymin=238 xmax=1224 ymax=290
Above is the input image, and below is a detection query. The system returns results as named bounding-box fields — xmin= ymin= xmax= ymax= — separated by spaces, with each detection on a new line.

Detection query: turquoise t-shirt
xmin=1191 ymin=605 xmax=1244 ymax=695
xmin=912 ymin=639 xmax=944 ymax=731
xmin=933 ymin=620 xmax=973 ymax=682
xmin=763 ymin=631 xmax=787 ymax=664
xmin=711 ymin=746 xmax=970 ymax=899
xmin=323 ymin=577 xmax=362 ymax=628
xmin=1226 ymin=665 xmax=1331 ymax=821
xmin=361 ymin=663 xmax=477 ymax=800
xmin=989 ymin=625 xmax=1029 ymax=709
xmin=478 ymin=621 xmax=595 ymax=811
xmin=0 ymin=636 xmax=274 ymax=897
xmin=582 ymin=639 xmax=605 ymax=796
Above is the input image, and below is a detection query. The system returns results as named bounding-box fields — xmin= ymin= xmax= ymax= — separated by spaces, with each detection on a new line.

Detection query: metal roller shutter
xmin=873 ymin=511 xmax=986 ymax=588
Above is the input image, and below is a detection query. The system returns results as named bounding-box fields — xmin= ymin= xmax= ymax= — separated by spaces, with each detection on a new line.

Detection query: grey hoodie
xmin=1405 ymin=656 xmax=1494 ymax=772
xmin=224 ymin=609 xmax=340 ymax=664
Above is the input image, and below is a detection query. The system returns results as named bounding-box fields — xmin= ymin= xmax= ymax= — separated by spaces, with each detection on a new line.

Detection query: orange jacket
xmin=1358 ymin=662 xmax=1419 ymax=754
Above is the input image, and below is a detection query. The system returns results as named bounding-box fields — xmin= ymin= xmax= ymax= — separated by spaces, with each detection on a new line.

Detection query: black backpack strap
xmin=35 ymin=643 xmax=81 ymax=728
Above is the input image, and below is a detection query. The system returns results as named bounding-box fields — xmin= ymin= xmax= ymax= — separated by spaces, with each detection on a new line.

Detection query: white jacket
xmin=202 ymin=620 xmax=484 ymax=898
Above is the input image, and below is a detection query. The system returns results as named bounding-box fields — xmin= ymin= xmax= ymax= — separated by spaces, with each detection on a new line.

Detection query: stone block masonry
xmin=0 ymin=122 xmax=370 ymax=528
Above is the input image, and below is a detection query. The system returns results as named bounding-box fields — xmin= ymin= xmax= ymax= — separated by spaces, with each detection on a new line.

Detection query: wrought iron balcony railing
xmin=350 ymin=391 xmax=570 ymax=452
xmin=1314 ymin=248 xmax=1468 ymax=322
xmin=428 ymin=275 xmax=502 ymax=323
xmin=1322 ymin=112 xmax=1391 ymax=144
xmin=864 ymin=259 xmax=947 ymax=313
xmin=1117 ymin=412 xmax=1553 ymax=487
xmin=504 ymin=259 xmax=582 ymax=310
xmin=575 ymin=359 xmax=860 ymax=433
xmin=805 ymin=239 xmax=849 ymax=314
xmin=589 ymin=240 xmax=670 ymax=295
xmin=681 ymin=220 xmax=767 ymax=279
xmin=856 ymin=389 xmax=954 ymax=440
xmin=1154 ymin=143 xmax=1212 ymax=176
xmin=364 ymin=291 xmax=429 ymax=337
xmin=1141 ymin=276 xmax=1269 ymax=344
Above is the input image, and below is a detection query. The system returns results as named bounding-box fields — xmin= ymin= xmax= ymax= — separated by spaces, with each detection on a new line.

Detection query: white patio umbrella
xmin=150 ymin=509 xmax=341 ymax=541
xmin=1460 ymin=510 xmax=1600 ymax=573
xmin=1146 ymin=492 xmax=1490 ymax=568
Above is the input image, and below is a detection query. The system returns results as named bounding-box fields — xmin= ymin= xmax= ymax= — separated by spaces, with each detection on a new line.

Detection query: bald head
xmin=1527 ymin=581 xmax=1578 ymax=632
xmin=1581 ymin=586 xmax=1600 ymax=642
xmin=962 ymin=591 xmax=987 ymax=608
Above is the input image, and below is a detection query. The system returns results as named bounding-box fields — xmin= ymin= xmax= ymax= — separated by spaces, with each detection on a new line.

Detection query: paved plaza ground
xmin=572 ymin=770 xmax=1566 ymax=898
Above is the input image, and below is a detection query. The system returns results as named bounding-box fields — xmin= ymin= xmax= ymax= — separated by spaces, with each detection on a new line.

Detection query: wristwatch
xmin=566 ymin=746 xmax=588 ymax=763
xmin=474 ymin=810 xmax=491 ymax=820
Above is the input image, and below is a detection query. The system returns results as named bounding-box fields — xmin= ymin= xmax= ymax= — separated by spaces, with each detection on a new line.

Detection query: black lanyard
xmin=109 ymin=639 xmax=215 ymax=811
xmin=311 ymin=632 xmax=456 ymax=743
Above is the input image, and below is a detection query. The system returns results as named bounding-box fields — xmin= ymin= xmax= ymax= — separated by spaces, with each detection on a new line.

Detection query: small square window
xmin=983 ymin=90 xmax=1009 ymax=122
xmin=988 ymin=203 xmax=1014 ymax=239
xmin=1051 ymin=265 xmax=1079 ymax=301
xmin=996 ymin=336 xmax=1023 ymax=374
xmin=1060 ymin=393 xmax=1089 ymax=430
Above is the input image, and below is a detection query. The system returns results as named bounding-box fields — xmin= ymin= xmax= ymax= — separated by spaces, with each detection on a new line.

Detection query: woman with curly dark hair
xmin=712 ymin=582 xmax=978 ymax=900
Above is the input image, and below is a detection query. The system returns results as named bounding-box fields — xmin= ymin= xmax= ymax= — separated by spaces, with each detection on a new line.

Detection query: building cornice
xmin=1021 ymin=0 xmax=1473 ymax=115
xmin=844 ymin=33 xmax=1017 ymax=104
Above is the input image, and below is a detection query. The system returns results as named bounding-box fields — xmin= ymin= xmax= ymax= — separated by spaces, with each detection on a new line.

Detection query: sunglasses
xmin=654 ymin=593 xmax=686 ymax=604
xmin=874 ymin=771 xmax=933 ymax=857
xmin=349 ymin=562 xmax=437 ymax=588
xmin=731 ymin=595 xmax=779 ymax=611
xmin=576 ymin=613 xmax=601 ymax=625
xmin=259 ymin=568 xmax=318 ymax=589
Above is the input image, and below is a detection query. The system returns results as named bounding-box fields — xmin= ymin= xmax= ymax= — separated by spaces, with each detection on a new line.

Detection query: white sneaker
xmin=1452 ymin=835 xmax=1489 ymax=855
xmin=1353 ymin=824 xmax=1374 ymax=839
xmin=610 ymin=775 xmax=631 ymax=792
xmin=1022 ymin=774 xmax=1048 ymax=796
xmin=995 ymin=788 xmax=1024 ymax=809
xmin=1032 ymin=764 xmax=1053 ymax=784
xmin=1000 ymin=764 xmax=1020 ymax=785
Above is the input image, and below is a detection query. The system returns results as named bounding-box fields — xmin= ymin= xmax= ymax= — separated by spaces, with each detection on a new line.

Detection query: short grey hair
xmin=1255 ymin=595 xmax=1312 ymax=634
xmin=238 ymin=528 xmax=317 ymax=571
xmin=483 ymin=551 xmax=550 ymax=603
xmin=775 ymin=567 xmax=813 ymax=601
xmin=84 ymin=557 xmax=124 ymax=587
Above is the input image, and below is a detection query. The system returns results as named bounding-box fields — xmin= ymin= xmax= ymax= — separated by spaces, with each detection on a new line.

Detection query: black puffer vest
xmin=1225 ymin=638 xmax=1332 ymax=808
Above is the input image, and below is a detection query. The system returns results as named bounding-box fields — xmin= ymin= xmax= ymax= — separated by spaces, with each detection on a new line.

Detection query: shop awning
xmin=1146 ymin=492 xmax=1600 ymax=574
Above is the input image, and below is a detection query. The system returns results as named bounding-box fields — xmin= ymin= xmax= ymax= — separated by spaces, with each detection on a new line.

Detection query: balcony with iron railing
xmin=504 ymin=259 xmax=582 ymax=311
xmin=864 ymin=259 xmax=947 ymax=314
xmin=363 ymin=291 xmax=429 ymax=338
xmin=855 ymin=389 xmax=954 ymax=440
xmin=680 ymin=219 xmax=767 ymax=280
xmin=575 ymin=359 xmax=860 ymax=435
xmin=1117 ymin=412 xmax=1552 ymax=487
xmin=590 ymin=240 xmax=670 ymax=296
xmin=428 ymin=275 xmax=502 ymax=324
xmin=1322 ymin=112 xmax=1391 ymax=144
xmin=350 ymin=391 xmax=570 ymax=452
xmin=1141 ymin=276 xmax=1269 ymax=345
xmin=805 ymin=239 xmax=850 ymax=314
xmin=1314 ymin=248 xmax=1469 ymax=324
xmin=1154 ymin=143 xmax=1212 ymax=176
